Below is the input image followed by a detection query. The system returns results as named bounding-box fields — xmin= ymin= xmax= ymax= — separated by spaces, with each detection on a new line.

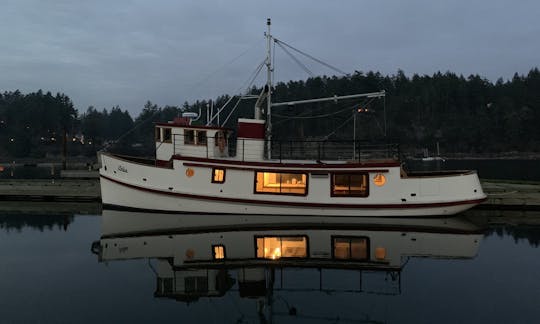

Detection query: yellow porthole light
xmin=373 ymin=173 xmax=386 ymax=187
xmin=185 ymin=168 xmax=194 ymax=178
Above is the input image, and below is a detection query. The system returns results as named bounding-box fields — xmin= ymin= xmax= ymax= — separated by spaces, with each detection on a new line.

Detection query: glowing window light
xmin=373 ymin=173 xmax=386 ymax=187
xmin=213 ymin=245 xmax=225 ymax=260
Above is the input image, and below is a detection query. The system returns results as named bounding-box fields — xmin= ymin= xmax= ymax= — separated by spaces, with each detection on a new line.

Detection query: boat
xmin=99 ymin=19 xmax=486 ymax=216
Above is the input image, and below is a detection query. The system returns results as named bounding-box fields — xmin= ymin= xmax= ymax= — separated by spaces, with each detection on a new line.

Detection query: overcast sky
xmin=1 ymin=0 xmax=538 ymax=115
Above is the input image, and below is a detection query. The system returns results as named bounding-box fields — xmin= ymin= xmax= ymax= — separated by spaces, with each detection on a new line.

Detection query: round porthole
xmin=373 ymin=173 xmax=386 ymax=187
xmin=185 ymin=168 xmax=195 ymax=177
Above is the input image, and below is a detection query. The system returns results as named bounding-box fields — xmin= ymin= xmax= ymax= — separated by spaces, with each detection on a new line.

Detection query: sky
xmin=1 ymin=0 xmax=539 ymax=116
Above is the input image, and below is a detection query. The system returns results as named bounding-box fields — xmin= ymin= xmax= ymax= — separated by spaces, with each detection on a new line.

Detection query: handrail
xmin=171 ymin=133 xmax=398 ymax=163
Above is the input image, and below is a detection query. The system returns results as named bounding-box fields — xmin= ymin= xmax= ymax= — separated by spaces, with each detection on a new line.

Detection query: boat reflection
xmin=92 ymin=210 xmax=485 ymax=319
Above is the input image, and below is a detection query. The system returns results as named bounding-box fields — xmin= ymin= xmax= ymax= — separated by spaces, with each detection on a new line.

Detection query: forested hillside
xmin=1 ymin=68 xmax=538 ymax=158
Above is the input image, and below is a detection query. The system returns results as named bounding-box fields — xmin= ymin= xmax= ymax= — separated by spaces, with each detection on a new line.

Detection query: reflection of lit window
xmin=331 ymin=173 xmax=368 ymax=197
xmin=333 ymin=237 xmax=369 ymax=260
xmin=184 ymin=130 xmax=195 ymax=144
xmin=256 ymin=236 xmax=308 ymax=259
xmin=213 ymin=245 xmax=226 ymax=259
xmin=254 ymin=172 xmax=308 ymax=195
xmin=212 ymin=168 xmax=225 ymax=183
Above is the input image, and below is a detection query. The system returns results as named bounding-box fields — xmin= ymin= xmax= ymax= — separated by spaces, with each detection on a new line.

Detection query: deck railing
xmin=172 ymin=134 xmax=399 ymax=162
xmin=270 ymin=140 xmax=400 ymax=162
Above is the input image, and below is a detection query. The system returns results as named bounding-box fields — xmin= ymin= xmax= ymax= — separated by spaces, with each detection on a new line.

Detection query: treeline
xmin=1 ymin=68 xmax=539 ymax=158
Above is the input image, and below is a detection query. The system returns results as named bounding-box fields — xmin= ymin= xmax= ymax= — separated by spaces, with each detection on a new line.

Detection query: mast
xmin=265 ymin=18 xmax=272 ymax=159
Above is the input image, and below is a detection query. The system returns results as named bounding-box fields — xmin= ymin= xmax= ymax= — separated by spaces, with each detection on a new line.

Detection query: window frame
xmin=253 ymin=170 xmax=309 ymax=196
xmin=211 ymin=168 xmax=226 ymax=184
xmin=330 ymin=172 xmax=369 ymax=197
xmin=331 ymin=235 xmax=370 ymax=261
xmin=184 ymin=129 xmax=195 ymax=145
xmin=162 ymin=127 xmax=172 ymax=143
xmin=196 ymin=130 xmax=207 ymax=146
xmin=155 ymin=127 xmax=162 ymax=142
xmin=212 ymin=244 xmax=226 ymax=260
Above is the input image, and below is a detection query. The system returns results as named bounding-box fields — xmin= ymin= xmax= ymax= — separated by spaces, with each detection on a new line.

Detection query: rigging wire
xmin=274 ymin=38 xmax=349 ymax=76
xmin=220 ymin=58 xmax=267 ymax=126
xmin=323 ymin=114 xmax=354 ymax=140
xmin=273 ymin=105 xmax=353 ymax=119
xmin=184 ymin=40 xmax=262 ymax=95
xmin=275 ymin=41 xmax=315 ymax=78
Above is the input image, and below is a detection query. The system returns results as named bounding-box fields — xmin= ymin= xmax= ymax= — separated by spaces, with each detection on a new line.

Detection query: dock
xmin=481 ymin=180 xmax=540 ymax=210
xmin=0 ymin=178 xmax=100 ymax=201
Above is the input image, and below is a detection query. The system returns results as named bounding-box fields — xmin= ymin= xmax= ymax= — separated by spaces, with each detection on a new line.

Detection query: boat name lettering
xmin=118 ymin=165 xmax=128 ymax=173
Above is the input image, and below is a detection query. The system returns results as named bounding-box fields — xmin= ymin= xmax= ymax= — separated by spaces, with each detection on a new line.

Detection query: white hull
xmin=99 ymin=153 xmax=486 ymax=217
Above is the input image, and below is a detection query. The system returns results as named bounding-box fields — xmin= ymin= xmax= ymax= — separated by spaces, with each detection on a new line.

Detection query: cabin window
xmin=331 ymin=173 xmax=369 ymax=197
xmin=332 ymin=236 xmax=369 ymax=260
xmin=256 ymin=236 xmax=307 ymax=259
xmin=197 ymin=130 xmax=207 ymax=145
xmin=155 ymin=128 xmax=161 ymax=142
xmin=212 ymin=168 xmax=225 ymax=183
xmin=212 ymin=245 xmax=226 ymax=260
xmin=254 ymin=171 xmax=308 ymax=195
xmin=163 ymin=128 xmax=172 ymax=143
xmin=184 ymin=130 xmax=195 ymax=144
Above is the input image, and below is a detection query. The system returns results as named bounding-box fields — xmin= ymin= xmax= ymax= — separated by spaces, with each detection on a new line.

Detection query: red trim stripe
xmin=100 ymin=174 xmax=487 ymax=209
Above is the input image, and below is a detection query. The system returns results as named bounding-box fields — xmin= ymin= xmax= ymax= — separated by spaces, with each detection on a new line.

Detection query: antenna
xmin=266 ymin=18 xmax=273 ymax=159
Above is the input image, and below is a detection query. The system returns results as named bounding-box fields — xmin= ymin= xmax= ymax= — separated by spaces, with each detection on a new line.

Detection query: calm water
xmin=1 ymin=208 xmax=539 ymax=323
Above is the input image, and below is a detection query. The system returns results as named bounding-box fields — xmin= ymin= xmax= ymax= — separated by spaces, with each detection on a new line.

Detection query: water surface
xmin=1 ymin=210 xmax=539 ymax=323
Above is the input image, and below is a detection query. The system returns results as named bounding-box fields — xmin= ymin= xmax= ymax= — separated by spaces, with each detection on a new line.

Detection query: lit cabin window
xmin=197 ymin=131 xmax=207 ymax=145
xmin=213 ymin=245 xmax=226 ymax=260
xmin=155 ymin=128 xmax=161 ymax=142
xmin=212 ymin=168 xmax=225 ymax=183
xmin=163 ymin=128 xmax=172 ymax=143
xmin=256 ymin=236 xmax=307 ymax=259
xmin=184 ymin=130 xmax=195 ymax=144
xmin=254 ymin=172 xmax=308 ymax=195
xmin=333 ymin=237 xmax=369 ymax=260
xmin=331 ymin=173 xmax=369 ymax=197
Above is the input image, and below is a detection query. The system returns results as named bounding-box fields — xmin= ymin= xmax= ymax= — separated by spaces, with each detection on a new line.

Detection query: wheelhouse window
xmin=331 ymin=173 xmax=368 ymax=197
xmin=155 ymin=128 xmax=161 ymax=142
xmin=163 ymin=128 xmax=172 ymax=143
xmin=212 ymin=168 xmax=225 ymax=183
xmin=254 ymin=171 xmax=307 ymax=195
xmin=197 ymin=130 xmax=207 ymax=145
xmin=333 ymin=236 xmax=369 ymax=260
xmin=212 ymin=245 xmax=226 ymax=260
xmin=256 ymin=236 xmax=307 ymax=259
xmin=184 ymin=130 xmax=195 ymax=144
xmin=184 ymin=129 xmax=207 ymax=145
